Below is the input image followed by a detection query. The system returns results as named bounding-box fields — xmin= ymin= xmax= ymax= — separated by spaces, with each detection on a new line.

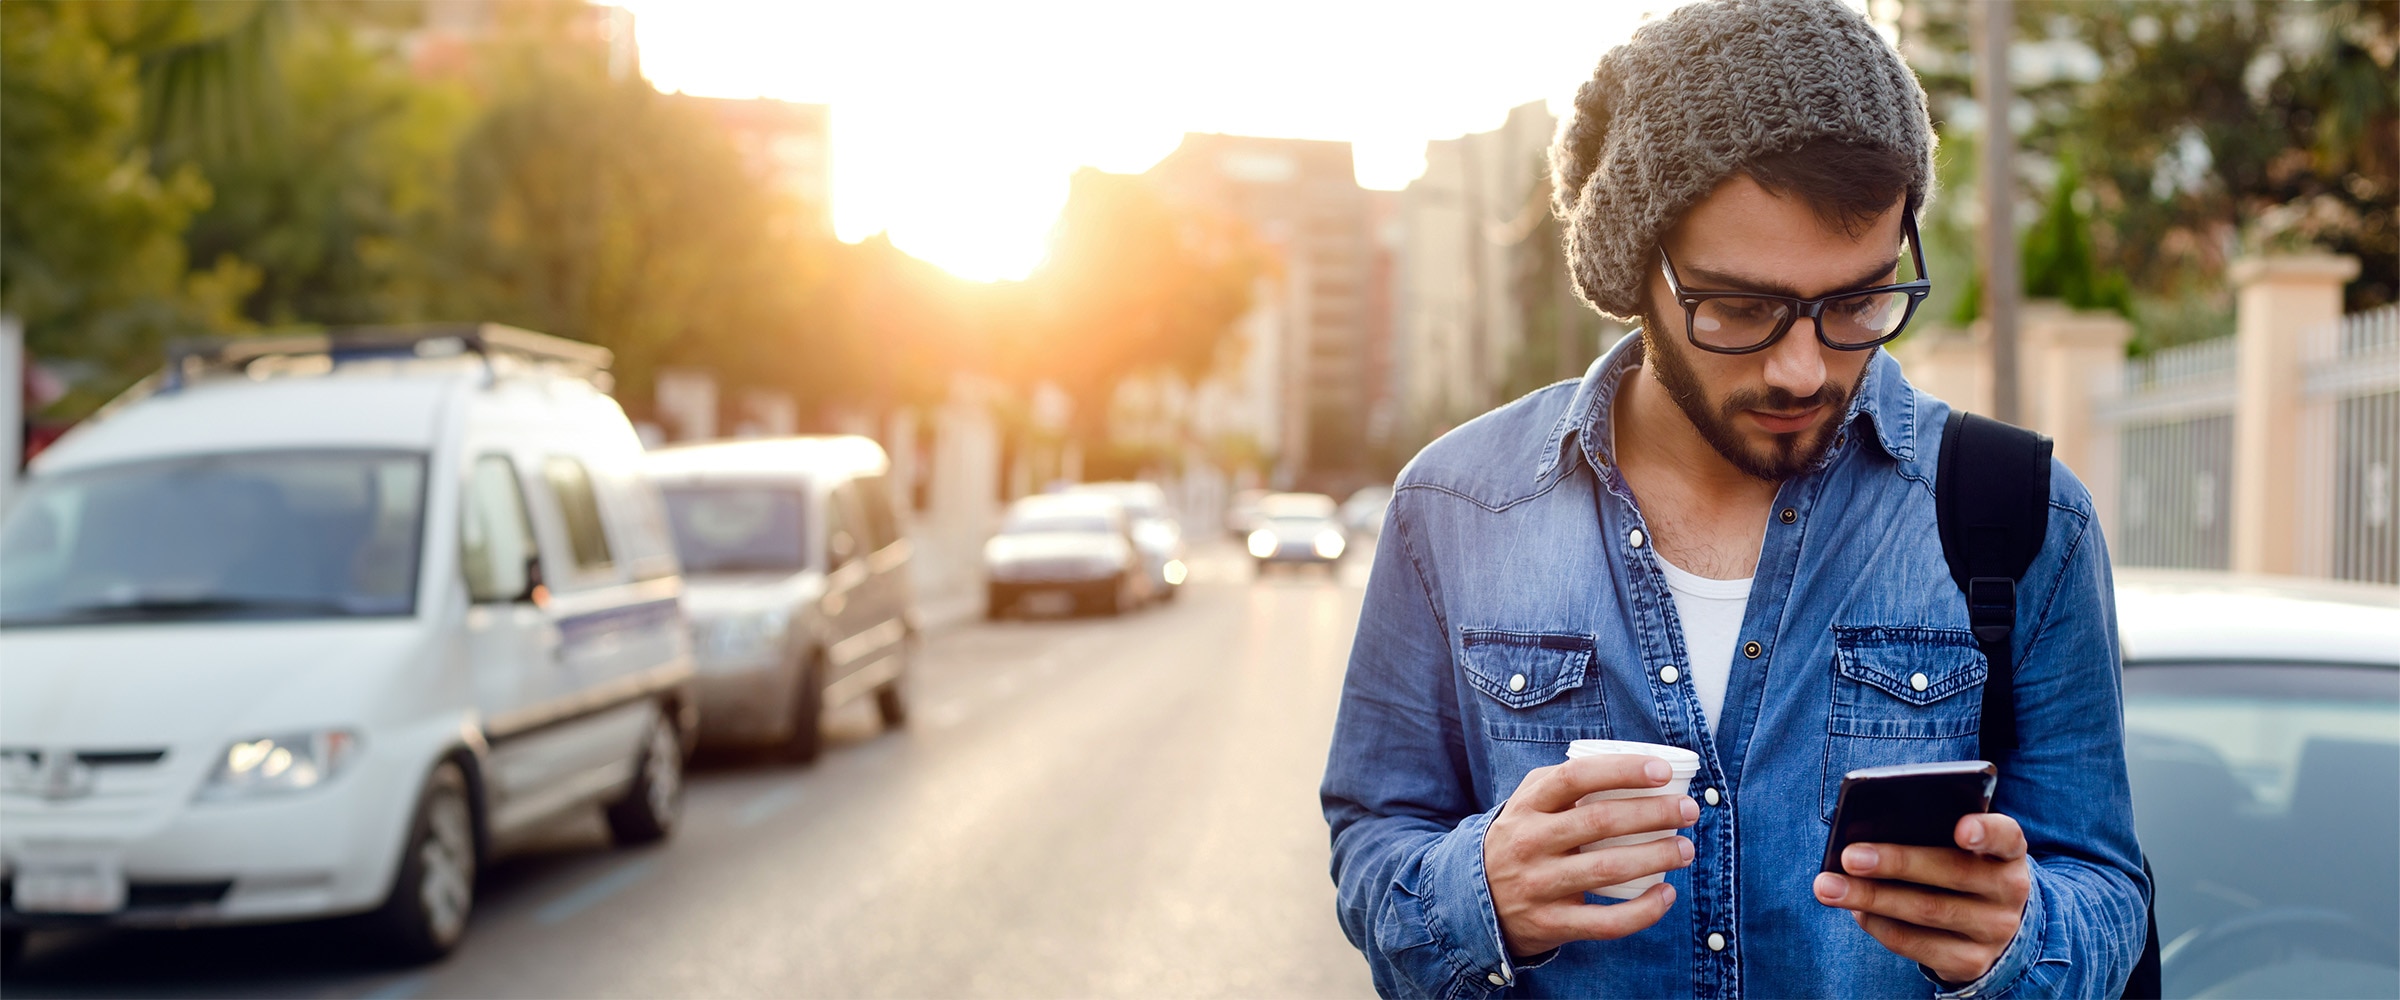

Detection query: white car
xmin=0 ymin=326 xmax=694 ymax=966
xmin=2115 ymin=570 xmax=2400 ymax=998
xmin=985 ymin=494 xmax=1152 ymax=617
xmin=1068 ymin=481 xmax=1187 ymax=601
xmin=647 ymin=437 xmax=915 ymax=761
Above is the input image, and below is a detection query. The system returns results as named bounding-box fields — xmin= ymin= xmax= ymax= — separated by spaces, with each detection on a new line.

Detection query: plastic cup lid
xmin=1566 ymin=739 xmax=1701 ymax=773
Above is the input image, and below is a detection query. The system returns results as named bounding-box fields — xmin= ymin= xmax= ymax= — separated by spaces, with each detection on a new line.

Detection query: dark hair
xmin=1742 ymin=139 xmax=1917 ymax=238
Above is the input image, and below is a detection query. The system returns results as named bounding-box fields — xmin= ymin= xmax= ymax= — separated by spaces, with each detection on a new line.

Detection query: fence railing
xmin=2296 ymin=304 xmax=2400 ymax=583
xmin=2104 ymin=337 xmax=2239 ymax=570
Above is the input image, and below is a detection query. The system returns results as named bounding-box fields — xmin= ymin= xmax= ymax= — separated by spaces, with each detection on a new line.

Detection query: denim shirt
xmin=1321 ymin=334 xmax=2149 ymax=999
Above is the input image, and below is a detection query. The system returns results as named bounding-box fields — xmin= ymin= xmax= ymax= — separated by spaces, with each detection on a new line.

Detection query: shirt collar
xmin=1535 ymin=331 xmax=1916 ymax=486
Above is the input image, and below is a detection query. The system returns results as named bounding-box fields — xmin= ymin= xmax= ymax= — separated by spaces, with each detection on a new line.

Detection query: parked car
xmin=1246 ymin=492 xmax=1347 ymax=570
xmin=0 ymin=326 xmax=693 ymax=966
xmin=1225 ymin=488 xmax=1271 ymax=541
xmin=1068 ymin=481 xmax=1187 ymax=601
xmin=985 ymin=494 xmax=1152 ymax=617
xmin=644 ymin=437 xmax=913 ymax=763
xmin=1341 ymin=486 xmax=1394 ymax=537
xmin=2115 ymin=570 xmax=2400 ymax=999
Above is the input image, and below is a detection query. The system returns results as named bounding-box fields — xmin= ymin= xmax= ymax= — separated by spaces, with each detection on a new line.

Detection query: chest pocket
xmin=1461 ymin=630 xmax=1609 ymax=796
xmin=1461 ymin=629 xmax=1594 ymax=710
xmin=1822 ymin=626 xmax=1988 ymax=821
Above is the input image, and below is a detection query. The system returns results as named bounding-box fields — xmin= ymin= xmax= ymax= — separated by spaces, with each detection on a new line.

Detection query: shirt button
xmin=1743 ymin=640 xmax=1762 ymax=659
xmin=1628 ymin=528 xmax=1646 ymax=548
xmin=1707 ymin=931 xmax=1727 ymax=952
xmin=1779 ymin=507 xmax=1797 ymax=524
xmin=1659 ymin=665 xmax=1680 ymax=684
xmin=1508 ymin=673 xmax=1527 ymax=693
xmin=1910 ymin=672 xmax=1930 ymax=692
xmin=1487 ymin=972 xmax=1507 ymax=986
xmin=1703 ymin=786 xmax=1721 ymax=806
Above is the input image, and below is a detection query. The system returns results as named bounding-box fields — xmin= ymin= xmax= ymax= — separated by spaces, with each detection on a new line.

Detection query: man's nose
xmin=1762 ymin=316 xmax=1829 ymax=398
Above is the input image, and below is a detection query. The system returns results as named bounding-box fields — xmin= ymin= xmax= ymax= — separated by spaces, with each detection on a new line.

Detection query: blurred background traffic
xmin=0 ymin=1 xmax=2394 ymax=997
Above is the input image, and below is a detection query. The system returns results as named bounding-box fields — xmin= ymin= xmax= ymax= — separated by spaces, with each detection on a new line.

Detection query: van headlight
xmin=197 ymin=730 xmax=359 ymax=801
xmin=1247 ymin=529 xmax=1278 ymax=559
xmin=1313 ymin=531 xmax=1346 ymax=559
xmin=702 ymin=608 xmax=790 ymax=660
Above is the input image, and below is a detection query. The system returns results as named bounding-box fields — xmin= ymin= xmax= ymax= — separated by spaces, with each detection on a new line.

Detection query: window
xmin=461 ymin=456 xmax=539 ymax=603
xmin=543 ymin=457 xmax=614 ymax=572
xmin=852 ymin=474 xmax=901 ymax=551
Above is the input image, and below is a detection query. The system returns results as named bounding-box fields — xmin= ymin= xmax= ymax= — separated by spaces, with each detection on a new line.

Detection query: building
xmin=678 ymin=97 xmax=836 ymax=238
xmin=1396 ymin=100 xmax=1561 ymax=442
xmin=403 ymin=2 xmax=639 ymax=83
xmin=1147 ymin=134 xmax=1372 ymax=487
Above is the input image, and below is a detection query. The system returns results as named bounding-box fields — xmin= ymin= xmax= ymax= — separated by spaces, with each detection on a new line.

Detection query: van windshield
xmin=661 ymin=485 xmax=809 ymax=574
xmin=0 ymin=450 xmax=428 ymax=626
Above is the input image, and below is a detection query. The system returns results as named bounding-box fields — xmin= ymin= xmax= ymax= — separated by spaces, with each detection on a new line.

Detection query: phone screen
xmin=1821 ymin=760 xmax=1998 ymax=874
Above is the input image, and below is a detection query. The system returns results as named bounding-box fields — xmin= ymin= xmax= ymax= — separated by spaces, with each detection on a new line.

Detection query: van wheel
xmin=604 ymin=713 xmax=683 ymax=845
xmin=874 ymin=641 xmax=911 ymax=730
xmin=363 ymin=760 xmax=475 ymax=963
xmin=778 ymin=654 xmax=826 ymax=765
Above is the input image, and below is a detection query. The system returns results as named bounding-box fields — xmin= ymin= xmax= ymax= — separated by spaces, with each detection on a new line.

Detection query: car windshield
xmin=661 ymin=485 xmax=809 ymax=575
xmin=0 ymin=450 xmax=428 ymax=626
xmin=1003 ymin=508 xmax=1115 ymax=535
xmin=2123 ymin=662 xmax=2400 ymax=998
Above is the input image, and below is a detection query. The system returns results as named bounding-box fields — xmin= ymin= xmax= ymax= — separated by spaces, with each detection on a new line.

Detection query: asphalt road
xmin=4 ymin=542 xmax=1379 ymax=999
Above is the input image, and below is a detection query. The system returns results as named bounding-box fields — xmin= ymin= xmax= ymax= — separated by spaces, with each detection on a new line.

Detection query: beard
xmin=1638 ymin=314 xmax=1867 ymax=482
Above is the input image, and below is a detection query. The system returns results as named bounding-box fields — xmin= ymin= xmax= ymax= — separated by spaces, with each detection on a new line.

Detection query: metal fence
xmin=2106 ymin=338 xmax=2238 ymax=569
xmin=2297 ymin=304 xmax=2400 ymax=583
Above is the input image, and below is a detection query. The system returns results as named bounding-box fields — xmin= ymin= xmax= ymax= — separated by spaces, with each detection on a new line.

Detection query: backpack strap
xmin=1933 ymin=410 xmax=2051 ymax=762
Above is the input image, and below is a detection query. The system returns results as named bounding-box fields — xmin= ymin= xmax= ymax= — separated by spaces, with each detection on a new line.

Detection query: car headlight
xmin=1314 ymin=530 xmax=1347 ymax=559
xmin=1247 ymin=529 xmax=1278 ymax=559
xmin=1163 ymin=559 xmax=1188 ymax=586
xmin=702 ymin=608 xmax=790 ymax=660
xmin=197 ymin=730 xmax=359 ymax=801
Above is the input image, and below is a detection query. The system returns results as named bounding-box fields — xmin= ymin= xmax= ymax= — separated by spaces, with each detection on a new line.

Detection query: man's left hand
xmin=1812 ymin=812 xmax=2033 ymax=986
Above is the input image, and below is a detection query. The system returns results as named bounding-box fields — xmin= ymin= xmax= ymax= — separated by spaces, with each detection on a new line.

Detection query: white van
xmin=0 ymin=326 xmax=694 ymax=965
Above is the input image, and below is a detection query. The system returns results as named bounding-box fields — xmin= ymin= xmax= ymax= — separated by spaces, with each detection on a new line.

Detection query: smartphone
xmin=1821 ymin=760 xmax=1998 ymax=874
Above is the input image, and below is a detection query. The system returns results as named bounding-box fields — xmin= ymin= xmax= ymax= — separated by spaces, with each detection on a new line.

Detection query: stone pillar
xmin=2018 ymin=301 xmax=2132 ymax=534
xmin=2229 ymin=255 xmax=2358 ymax=574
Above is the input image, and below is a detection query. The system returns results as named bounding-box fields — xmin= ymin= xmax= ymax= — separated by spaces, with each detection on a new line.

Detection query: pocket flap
xmin=1460 ymin=629 xmax=1593 ymax=709
xmin=1834 ymin=626 xmax=1988 ymax=706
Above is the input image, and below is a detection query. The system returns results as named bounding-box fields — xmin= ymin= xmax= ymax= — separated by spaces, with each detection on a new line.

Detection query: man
xmin=1319 ymin=1 xmax=2148 ymax=996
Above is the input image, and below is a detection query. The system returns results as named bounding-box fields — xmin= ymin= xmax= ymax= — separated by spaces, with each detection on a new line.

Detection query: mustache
xmin=1722 ymin=383 xmax=1843 ymax=415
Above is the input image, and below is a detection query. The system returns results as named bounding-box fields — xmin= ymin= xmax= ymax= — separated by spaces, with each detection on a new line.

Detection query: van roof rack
xmin=161 ymin=323 xmax=613 ymax=391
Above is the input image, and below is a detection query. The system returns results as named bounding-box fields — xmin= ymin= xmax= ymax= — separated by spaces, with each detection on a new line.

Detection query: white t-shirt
xmin=1653 ymin=555 xmax=1753 ymax=735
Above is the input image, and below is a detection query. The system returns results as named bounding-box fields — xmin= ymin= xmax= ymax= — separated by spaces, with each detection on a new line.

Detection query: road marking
xmin=534 ymin=857 xmax=656 ymax=926
xmin=358 ymin=972 xmax=430 ymax=1000
xmin=735 ymin=783 xmax=805 ymax=827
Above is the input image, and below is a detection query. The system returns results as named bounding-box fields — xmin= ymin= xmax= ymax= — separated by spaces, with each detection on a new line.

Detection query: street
xmin=4 ymin=544 xmax=1377 ymax=999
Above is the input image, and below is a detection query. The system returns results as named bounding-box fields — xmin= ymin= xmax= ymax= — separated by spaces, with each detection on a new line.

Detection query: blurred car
xmin=985 ymin=494 xmax=1152 ymax=617
xmin=1341 ymin=486 xmax=1394 ymax=537
xmin=1068 ymin=481 xmax=1187 ymax=601
xmin=0 ymin=326 xmax=693 ymax=966
xmin=1246 ymin=492 xmax=1347 ymax=569
xmin=2115 ymin=570 xmax=2400 ymax=999
xmin=645 ymin=437 xmax=913 ymax=763
xmin=1226 ymin=488 xmax=1271 ymax=540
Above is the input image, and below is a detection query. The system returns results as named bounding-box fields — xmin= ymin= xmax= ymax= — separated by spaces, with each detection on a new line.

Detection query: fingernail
xmin=1962 ymin=820 xmax=1985 ymax=848
xmin=1644 ymin=759 xmax=1669 ymax=782
xmin=1814 ymin=872 xmax=1847 ymax=901
xmin=1680 ymin=797 xmax=1700 ymax=822
xmin=1677 ymin=837 xmax=1695 ymax=862
xmin=1660 ymin=883 xmax=1676 ymax=905
xmin=1844 ymin=844 xmax=1878 ymax=872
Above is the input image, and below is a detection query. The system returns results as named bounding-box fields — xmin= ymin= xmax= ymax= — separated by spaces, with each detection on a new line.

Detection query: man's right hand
xmin=1484 ymin=754 xmax=1698 ymax=957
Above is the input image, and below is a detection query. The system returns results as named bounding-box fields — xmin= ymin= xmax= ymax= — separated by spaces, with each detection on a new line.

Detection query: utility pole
xmin=1977 ymin=0 xmax=2020 ymax=423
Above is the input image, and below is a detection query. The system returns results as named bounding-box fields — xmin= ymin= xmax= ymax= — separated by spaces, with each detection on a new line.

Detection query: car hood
xmin=985 ymin=533 xmax=1126 ymax=564
xmin=680 ymin=573 xmax=823 ymax=620
xmin=0 ymin=619 xmax=429 ymax=750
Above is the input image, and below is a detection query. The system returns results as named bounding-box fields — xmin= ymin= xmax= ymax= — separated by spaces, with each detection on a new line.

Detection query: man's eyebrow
xmin=1678 ymin=255 xmax=1903 ymax=299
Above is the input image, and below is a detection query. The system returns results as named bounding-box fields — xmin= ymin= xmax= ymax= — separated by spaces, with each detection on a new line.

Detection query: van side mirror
xmin=518 ymin=555 xmax=547 ymax=605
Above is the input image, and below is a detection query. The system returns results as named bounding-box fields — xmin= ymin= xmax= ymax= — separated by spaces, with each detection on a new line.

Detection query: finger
xmin=1537 ymin=881 xmax=1679 ymax=942
xmin=1532 ymin=793 xmax=1697 ymax=853
xmin=1840 ymin=842 xmax=1989 ymax=895
xmin=1515 ymin=755 xmax=1672 ymax=814
xmin=1536 ymin=835 xmax=1693 ymax=897
xmin=1854 ymin=911 xmax=1991 ymax=981
xmin=1955 ymin=813 xmax=2027 ymax=862
xmin=1815 ymin=872 xmax=2017 ymax=943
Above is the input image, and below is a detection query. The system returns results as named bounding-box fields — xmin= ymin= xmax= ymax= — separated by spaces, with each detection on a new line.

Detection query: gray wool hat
xmin=1549 ymin=0 xmax=1936 ymax=321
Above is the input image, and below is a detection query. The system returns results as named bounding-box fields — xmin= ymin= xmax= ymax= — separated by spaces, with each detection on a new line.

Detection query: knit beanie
xmin=1549 ymin=0 xmax=1935 ymax=321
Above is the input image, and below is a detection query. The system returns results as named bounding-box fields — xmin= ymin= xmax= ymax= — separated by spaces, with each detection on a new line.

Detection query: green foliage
xmin=2020 ymin=165 xmax=2131 ymax=315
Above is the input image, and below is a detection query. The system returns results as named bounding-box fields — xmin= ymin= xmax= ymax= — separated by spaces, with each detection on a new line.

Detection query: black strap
xmin=1934 ymin=410 xmax=2050 ymax=762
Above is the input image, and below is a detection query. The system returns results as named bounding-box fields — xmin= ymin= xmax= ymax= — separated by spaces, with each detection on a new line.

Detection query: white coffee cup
xmin=1565 ymin=739 xmax=1701 ymax=899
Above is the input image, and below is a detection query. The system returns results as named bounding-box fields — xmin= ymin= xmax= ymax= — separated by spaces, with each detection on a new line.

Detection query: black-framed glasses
xmin=1658 ymin=215 xmax=1932 ymax=355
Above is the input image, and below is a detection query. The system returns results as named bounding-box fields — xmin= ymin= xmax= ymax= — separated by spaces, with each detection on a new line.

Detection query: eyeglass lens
xmin=1689 ymin=291 xmax=1913 ymax=351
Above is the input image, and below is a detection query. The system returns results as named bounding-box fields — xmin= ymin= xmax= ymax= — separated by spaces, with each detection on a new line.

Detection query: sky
xmin=623 ymin=1 xmax=1681 ymax=281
